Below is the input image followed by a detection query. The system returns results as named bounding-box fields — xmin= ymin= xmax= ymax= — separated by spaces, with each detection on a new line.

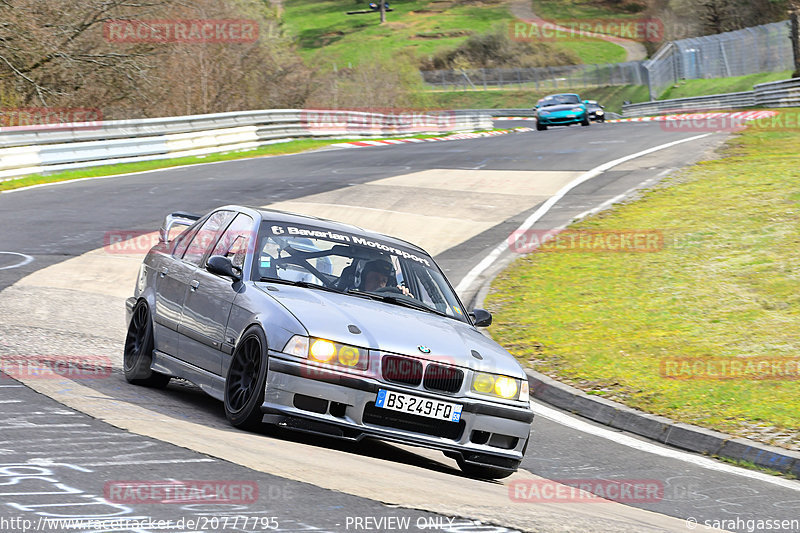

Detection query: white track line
xmin=531 ymin=401 xmax=800 ymax=491
xmin=454 ymin=133 xmax=712 ymax=294
xmin=0 ymin=251 xmax=34 ymax=270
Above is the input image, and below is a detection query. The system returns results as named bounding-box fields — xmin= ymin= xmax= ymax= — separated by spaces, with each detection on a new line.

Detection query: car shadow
xmin=68 ymin=369 xmax=480 ymax=480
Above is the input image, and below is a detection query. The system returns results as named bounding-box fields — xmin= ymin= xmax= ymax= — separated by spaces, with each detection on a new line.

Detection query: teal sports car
xmin=534 ymin=93 xmax=590 ymax=131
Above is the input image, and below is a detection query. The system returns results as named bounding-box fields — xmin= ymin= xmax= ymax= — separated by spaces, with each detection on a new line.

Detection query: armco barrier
xmin=0 ymin=109 xmax=491 ymax=181
xmin=622 ymin=91 xmax=756 ymax=117
xmin=623 ymin=77 xmax=800 ymax=117
xmin=753 ymin=77 xmax=800 ymax=108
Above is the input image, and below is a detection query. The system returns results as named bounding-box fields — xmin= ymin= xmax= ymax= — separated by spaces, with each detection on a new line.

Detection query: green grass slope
xmin=281 ymin=0 xmax=627 ymax=68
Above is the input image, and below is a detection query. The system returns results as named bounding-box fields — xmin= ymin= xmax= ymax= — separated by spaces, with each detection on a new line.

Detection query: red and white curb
xmin=330 ymin=127 xmax=533 ymax=148
xmin=608 ymin=110 xmax=779 ymax=123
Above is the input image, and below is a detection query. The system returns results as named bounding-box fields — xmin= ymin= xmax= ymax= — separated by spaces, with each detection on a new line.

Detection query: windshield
xmin=539 ymin=94 xmax=581 ymax=107
xmin=253 ymin=221 xmax=470 ymax=323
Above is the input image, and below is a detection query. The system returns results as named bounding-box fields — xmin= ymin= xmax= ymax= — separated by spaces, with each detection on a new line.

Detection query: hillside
xmin=281 ymin=0 xmax=627 ymax=69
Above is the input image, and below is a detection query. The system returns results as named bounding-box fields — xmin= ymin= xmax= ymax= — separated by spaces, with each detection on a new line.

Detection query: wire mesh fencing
xmin=421 ymin=20 xmax=794 ymax=99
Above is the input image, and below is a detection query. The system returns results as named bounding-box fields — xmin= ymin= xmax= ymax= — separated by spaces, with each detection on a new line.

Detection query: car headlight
xmin=538 ymin=111 xmax=550 ymax=116
xmin=471 ymin=372 xmax=522 ymax=400
xmin=283 ymin=335 xmax=368 ymax=370
xmin=596 ymin=110 xmax=604 ymax=115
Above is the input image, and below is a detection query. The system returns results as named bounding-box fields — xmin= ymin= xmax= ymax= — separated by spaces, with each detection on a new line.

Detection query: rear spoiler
xmin=159 ymin=212 xmax=201 ymax=243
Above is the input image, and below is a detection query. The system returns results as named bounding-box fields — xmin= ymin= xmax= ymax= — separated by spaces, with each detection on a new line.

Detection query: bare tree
xmin=791 ymin=2 xmax=800 ymax=77
xmin=0 ymin=0 xmax=312 ymax=117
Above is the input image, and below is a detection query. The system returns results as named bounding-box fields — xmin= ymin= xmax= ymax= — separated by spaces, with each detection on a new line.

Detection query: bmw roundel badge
xmin=418 ymin=345 xmax=431 ymax=354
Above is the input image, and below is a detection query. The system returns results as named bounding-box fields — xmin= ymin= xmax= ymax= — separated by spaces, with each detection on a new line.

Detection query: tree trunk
xmin=792 ymin=9 xmax=800 ymax=78
xmin=379 ymin=1 xmax=386 ymax=24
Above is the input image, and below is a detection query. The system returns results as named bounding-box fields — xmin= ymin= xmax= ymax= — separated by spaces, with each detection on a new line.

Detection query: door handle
xmin=159 ymin=267 xmax=168 ymax=278
xmin=190 ymin=280 xmax=200 ymax=291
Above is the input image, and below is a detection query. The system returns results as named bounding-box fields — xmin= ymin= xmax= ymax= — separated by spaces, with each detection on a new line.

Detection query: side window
xmin=182 ymin=211 xmax=233 ymax=266
xmin=172 ymin=222 xmax=202 ymax=258
xmin=211 ymin=213 xmax=254 ymax=269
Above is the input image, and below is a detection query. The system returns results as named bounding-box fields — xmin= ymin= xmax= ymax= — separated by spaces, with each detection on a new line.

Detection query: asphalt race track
xmin=1 ymin=121 xmax=798 ymax=533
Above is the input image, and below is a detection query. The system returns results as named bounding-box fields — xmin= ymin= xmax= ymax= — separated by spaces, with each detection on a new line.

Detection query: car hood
xmin=256 ymin=283 xmax=525 ymax=377
xmin=539 ymin=104 xmax=583 ymax=113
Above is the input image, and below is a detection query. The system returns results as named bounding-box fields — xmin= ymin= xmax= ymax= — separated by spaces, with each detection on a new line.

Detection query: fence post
xmin=719 ymin=40 xmax=732 ymax=77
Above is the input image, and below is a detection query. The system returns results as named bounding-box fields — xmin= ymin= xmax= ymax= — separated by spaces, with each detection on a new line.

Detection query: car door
xmin=158 ymin=209 xmax=233 ymax=371
xmin=179 ymin=212 xmax=254 ymax=376
xmin=152 ymin=218 xmax=207 ymax=357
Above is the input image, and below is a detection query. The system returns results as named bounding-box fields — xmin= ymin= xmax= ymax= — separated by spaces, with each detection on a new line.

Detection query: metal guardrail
xmin=454 ymin=108 xmax=536 ymax=117
xmin=622 ymin=91 xmax=756 ymax=116
xmin=622 ymin=77 xmax=800 ymax=117
xmin=754 ymin=77 xmax=800 ymax=108
xmin=0 ymin=109 xmax=492 ymax=181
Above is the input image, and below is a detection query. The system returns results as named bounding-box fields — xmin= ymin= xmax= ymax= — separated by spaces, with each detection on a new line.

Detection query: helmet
xmin=358 ymin=259 xmax=395 ymax=290
xmin=362 ymin=259 xmax=394 ymax=277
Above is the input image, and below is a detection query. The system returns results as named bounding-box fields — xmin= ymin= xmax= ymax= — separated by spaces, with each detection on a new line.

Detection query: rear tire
xmin=123 ymin=300 xmax=171 ymax=388
xmin=224 ymin=326 xmax=269 ymax=430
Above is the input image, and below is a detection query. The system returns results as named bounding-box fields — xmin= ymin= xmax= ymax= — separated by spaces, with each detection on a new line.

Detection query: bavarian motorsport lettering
xmin=269 ymin=224 xmax=431 ymax=266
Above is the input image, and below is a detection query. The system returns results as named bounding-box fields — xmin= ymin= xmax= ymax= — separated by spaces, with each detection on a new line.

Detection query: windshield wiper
xmin=259 ymin=277 xmax=343 ymax=294
xmin=346 ymin=289 xmax=449 ymax=317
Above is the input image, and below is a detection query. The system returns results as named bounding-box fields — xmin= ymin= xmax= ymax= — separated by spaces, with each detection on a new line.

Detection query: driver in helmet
xmin=359 ymin=259 xmax=412 ymax=296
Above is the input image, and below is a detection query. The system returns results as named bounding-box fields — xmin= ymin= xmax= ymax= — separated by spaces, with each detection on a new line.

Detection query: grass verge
xmin=659 ymin=71 xmax=794 ymax=100
xmin=485 ymin=111 xmax=800 ymax=449
xmin=0 ymin=131 xmax=488 ymax=193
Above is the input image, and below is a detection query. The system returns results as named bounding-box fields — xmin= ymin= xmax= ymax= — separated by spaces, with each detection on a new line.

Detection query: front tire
xmin=123 ymin=300 xmax=171 ymax=388
xmin=536 ymin=121 xmax=547 ymax=131
xmin=456 ymin=457 xmax=516 ymax=480
xmin=581 ymin=116 xmax=590 ymax=126
xmin=224 ymin=326 xmax=269 ymax=430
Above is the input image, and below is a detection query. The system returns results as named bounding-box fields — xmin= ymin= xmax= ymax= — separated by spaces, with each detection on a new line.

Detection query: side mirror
xmin=469 ymin=308 xmax=492 ymax=327
xmin=583 ymin=100 xmax=589 ymax=104
xmin=207 ymin=255 xmax=241 ymax=280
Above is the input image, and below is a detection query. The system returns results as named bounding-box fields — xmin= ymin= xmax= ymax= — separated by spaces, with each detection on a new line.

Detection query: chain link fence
xmin=644 ymin=21 xmax=793 ymax=99
xmin=422 ymin=21 xmax=794 ymax=100
xmin=421 ymin=62 xmax=648 ymax=91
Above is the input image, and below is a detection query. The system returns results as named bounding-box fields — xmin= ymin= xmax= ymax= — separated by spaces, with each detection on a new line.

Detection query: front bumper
xmin=261 ymin=353 xmax=533 ymax=472
xmin=538 ymin=113 xmax=585 ymax=125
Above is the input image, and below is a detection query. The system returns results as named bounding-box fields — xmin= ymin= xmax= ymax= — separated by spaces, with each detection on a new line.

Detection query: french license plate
xmin=375 ymin=389 xmax=463 ymax=422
